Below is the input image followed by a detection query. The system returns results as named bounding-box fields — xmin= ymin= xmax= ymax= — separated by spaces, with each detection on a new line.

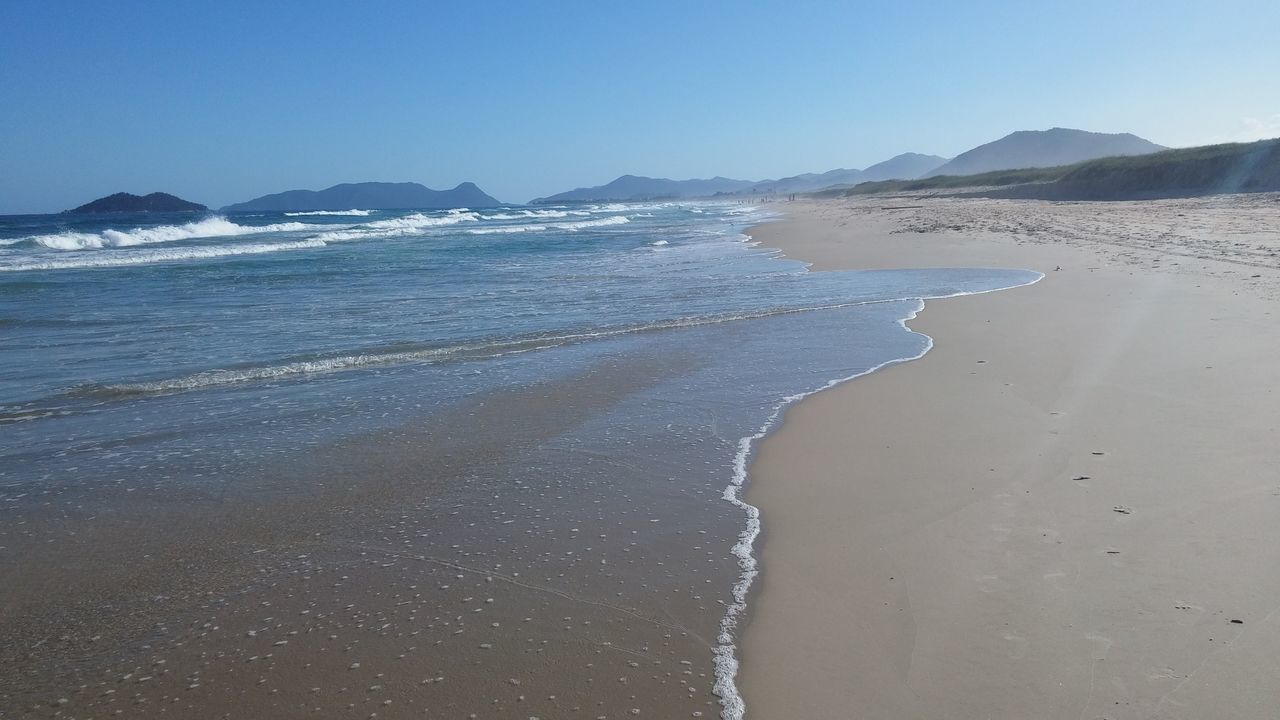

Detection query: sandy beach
xmin=740 ymin=194 xmax=1280 ymax=718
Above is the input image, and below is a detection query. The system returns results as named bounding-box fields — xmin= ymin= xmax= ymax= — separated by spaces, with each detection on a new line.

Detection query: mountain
xmin=536 ymin=153 xmax=951 ymax=203
xmin=846 ymin=138 xmax=1280 ymax=201
xmin=67 ymin=192 xmax=207 ymax=214
xmin=924 ymin=128 xmax=1166 ymax=177
xmin=531 ymin=175 xmax=756 ymax=203
xmin=995 ymin=138 xmax=1280 ymax=201
xmin=223 ymin=182 xmax=500 ymax=212
xmin=745 ymin=168 xmax=866 ymax=195
xmin=859 ymin=153 xmax=949 ymax=182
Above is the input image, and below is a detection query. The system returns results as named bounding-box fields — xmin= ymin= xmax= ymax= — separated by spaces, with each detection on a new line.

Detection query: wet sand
xmin=1 ymin=354 xmax=736 ymax=718
xmin=741 ymin=195 xmax=1280 ymax=718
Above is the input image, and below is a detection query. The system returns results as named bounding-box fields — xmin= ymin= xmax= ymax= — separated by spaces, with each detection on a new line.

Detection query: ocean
xmin=0 ymin=203 xmax=1039 ymax=717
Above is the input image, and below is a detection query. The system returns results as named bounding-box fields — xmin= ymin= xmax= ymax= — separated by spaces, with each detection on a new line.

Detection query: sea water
xmin=0 ymin=202 xmax=1038 ymax=716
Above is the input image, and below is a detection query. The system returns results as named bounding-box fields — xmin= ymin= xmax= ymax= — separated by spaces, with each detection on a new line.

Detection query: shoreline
xmin=738 ymin=195 xmax=1280 ymax=718
xmin=714 ymin=219 xmax=1045 ymax=718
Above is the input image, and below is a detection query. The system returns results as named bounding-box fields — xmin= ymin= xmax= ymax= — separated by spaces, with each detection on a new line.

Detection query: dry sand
xmin=740 ymin=195 xmax=1280 ymax=719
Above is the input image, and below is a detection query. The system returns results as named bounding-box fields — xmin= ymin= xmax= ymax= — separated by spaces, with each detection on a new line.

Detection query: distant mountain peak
xmin=532 ymin=153 xmax=955 ymax=202
xmin=859 ymin=153 xmax=950 ymax=181
xmin=925 ymin=128 xmax=1166 ymax=177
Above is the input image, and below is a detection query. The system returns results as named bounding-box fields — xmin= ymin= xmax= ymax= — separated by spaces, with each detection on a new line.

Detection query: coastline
xmin=738 ymin=196 xmax=1280 ymax=718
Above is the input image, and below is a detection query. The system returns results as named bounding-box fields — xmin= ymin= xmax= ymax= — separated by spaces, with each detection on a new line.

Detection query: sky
xmin=2 ymin=0 xmax=1278 ymax=213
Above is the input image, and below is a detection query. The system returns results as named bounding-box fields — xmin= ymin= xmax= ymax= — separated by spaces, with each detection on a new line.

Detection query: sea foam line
xmin=284 ymin=209 xmax=374 ymax=216
xmin=0 ymin=240 xmax=327 ymax=272
xmin=72 ymin=298 xmax=918 ymax=399
xmin=478 ymin=209 xmax=590 ymax=220
xmin=21 ymin=217 xmax=317 ymax=250
xmin=465 ymin=215 xmax=631 ymax=235
xmin=311 ymin=211 xmax=481 ymax=242
xmin=712 ymin=273 xmax=1044 ymax=720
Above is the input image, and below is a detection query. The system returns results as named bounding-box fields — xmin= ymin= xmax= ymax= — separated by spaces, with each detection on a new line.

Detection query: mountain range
xmin=923 ymin=128 xmax=1166 ymax=177
xmin=532 ymin=129 xmax=1171 ymax=203
xmin=844 ymin=138 xmax=1280 ymax=201
xmin=63 ymin=128 xmax=1187 ymax=216
xmin=222 ymin=182 xmax=501 ymax=212
xmin=531 ymin=152 xmax=953 ymax=203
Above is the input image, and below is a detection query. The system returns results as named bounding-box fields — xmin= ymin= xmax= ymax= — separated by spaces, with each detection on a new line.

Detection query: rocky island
xmin=66 ymin=192 xmax=208 ymax=214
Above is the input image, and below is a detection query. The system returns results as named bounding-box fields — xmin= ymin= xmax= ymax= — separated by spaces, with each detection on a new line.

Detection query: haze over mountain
xmin=860 ymin=153 xmax=949 ymax=182
xmin=745 ymin=169 xmax=865 ymax=195
xmin=531 ymin=176 xmax=758 ymax=204
xmin=67 ymin=192 xmax=207 ymax=214
xmin=534 ymin=152 xmax=950 ymax=203
xmin=993 ymin=138 xmax=1280 ymax=201
xmin=924 ymin=128 xmax=1165 ymax=177
xmin=846 ymin=138 xmax=1280 ymax=202
xmin=223 ymin=182 xmax=501 ymax=212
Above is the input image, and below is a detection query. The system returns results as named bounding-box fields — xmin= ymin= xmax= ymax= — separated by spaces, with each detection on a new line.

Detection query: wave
xmin=72 ymin=299 xmax=909 ymax=398
xmin=2 ymin=210 xmax=491 ymax=271
xmin=20 ymin=217 xmax=317 ymax=251
xmin=284 ymin=209 xmax=374 ymax=217
xmin=311 ymin=211 xmax=481 ymax=242
xmin=478 ymin=209 xmax=590 ymax=220
xmin=0 ymin=240 xmax=326 ymax=272
xmin=588 ymin=203 xmax=633 ymax=212
xmin=466 ymin=215 xmax=631 ymax=235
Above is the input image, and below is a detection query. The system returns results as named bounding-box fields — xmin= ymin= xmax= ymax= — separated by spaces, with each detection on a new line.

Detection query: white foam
xmin=310 ymin=211 xmax=480 ymax=242
xmin=590 ymin=203 xmax=632 ymax=212
xmin=26 ymin=217 xmax=315 ymax=250
xmin=466 ymin=215 xmax=631 ymax=235
xmin=79 ymin=298 xmax=926 ymax=398
xmin=478 ymin=209 xmax=590 ymax=220
xmin=0 ymin=240 xmax=326 ymax=272
xmin=284 ymin=209 xmax=374 ymax=216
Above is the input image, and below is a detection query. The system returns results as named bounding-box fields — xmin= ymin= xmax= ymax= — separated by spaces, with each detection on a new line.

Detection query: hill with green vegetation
xmin=842 ymin=166 xmax=1067 ymax=195
xmin=840 ymin=139 xmax=1280 ymax=201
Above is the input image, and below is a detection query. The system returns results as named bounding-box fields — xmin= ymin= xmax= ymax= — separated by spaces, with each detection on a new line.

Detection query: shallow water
xmin=0 ymin=202 xmax=1038 ymax=716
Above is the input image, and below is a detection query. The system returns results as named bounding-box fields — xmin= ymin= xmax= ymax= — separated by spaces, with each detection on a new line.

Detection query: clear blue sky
xmin=2 ymin=0 xmax=1278 ymax=213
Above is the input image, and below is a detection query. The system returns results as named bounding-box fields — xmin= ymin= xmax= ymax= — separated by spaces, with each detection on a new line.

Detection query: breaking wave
xmin=20 ymin=217 xmax=316 ymax=250
xmin=0 ymin=240 xmax=326 ymax=272
xmin=310 ymin=211 xmax=481 ymax=242
xmin=74 ymin=299 xmax=898 ymax=397
xmin=479 ymin=209 xmax=590 ymax=220
xmin=466 ymin=215 xmax=631 ymax=234
xmin=284 ymin=209 xmax=375 ymax=217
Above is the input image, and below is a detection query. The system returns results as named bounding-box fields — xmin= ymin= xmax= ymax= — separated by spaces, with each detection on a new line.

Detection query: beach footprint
xmin=975 ymin=574 xmax=1008 ymax=593
xmin=1085 ymin=632 xmax=1113 ymax=661
xmin=1003 ymin=631 xmax=1028 ymax=659
xmin=1042 ymin=569 xmax=1069 ymax=589
xmin=990 ymin=524 xmax=1012 ymax=543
